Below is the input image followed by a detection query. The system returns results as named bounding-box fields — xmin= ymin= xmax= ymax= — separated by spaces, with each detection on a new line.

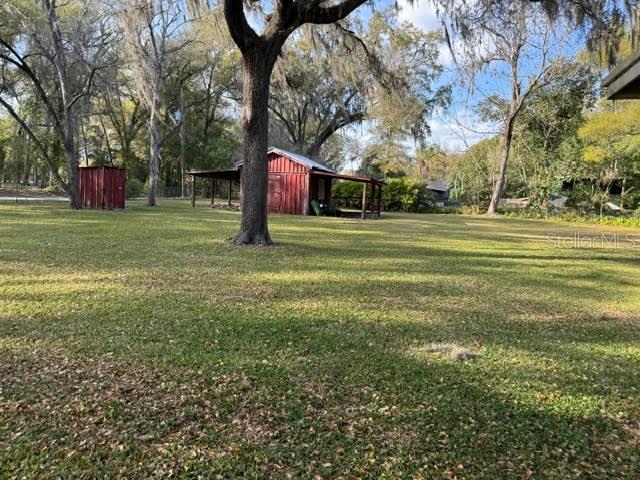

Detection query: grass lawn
xmin=1 ymin=200 xmax=639 ymax=479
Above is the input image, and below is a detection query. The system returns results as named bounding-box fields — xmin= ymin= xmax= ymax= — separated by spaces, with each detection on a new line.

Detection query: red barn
xmin=78 ymin=166 xmax=126 ymax=209
xmin=261 ymin=148 xmax=334 ymax=215
xmin=189 ymin=147 xmax=384 ymax=218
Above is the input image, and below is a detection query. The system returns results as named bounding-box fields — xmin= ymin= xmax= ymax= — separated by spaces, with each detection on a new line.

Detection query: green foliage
xmin=332 ymin=180 xmax=363 ymax=199
xmin=381 ymin=178 xmax=429 ymax=212
xmin=332 ymin=178 xmax=430 ymax=212
xmin=578 ymin=101 xmax=640 ymax=212
xmin=448 ymin=65 xmax=601 ymax=217
xmin=126 ymin=177 xmax=145 ymax=199
xmin=449 ymin=138 xmax=499 ymax=208
xmin=504 ymin=208 xmax=640 ymax=227
xmin=507 ymin=63 xmax=598 ymax=209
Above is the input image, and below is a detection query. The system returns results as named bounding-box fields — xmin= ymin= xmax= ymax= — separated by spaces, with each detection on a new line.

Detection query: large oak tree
xmin=223 ymin=0 xmax=373 ymax=246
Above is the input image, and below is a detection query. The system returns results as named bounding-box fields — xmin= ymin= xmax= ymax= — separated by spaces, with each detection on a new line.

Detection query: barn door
xmin=268 ymin=174 xmax=282 ymax=213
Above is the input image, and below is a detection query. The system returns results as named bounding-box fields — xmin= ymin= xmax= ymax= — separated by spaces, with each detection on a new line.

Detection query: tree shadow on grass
xmin=2 ymin=204 xmax=639 ymax=476
xmin=1 ymin=307 xmax=638 ymax=478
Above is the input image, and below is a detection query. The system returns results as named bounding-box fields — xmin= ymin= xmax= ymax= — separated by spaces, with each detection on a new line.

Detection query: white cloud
xmin=397 ymin=0 xmax=440 ymax=31
xmin=397 ymin=1 xmax=454 ymax=68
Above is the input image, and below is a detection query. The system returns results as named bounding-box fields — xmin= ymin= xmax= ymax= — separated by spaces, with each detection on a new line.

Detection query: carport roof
xmin=602 ymin=50 xmax=640 ymax=99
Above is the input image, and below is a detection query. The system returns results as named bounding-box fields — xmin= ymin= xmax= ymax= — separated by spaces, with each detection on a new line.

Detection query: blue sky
xmin=248 ymin=1 xmax=591 ymax=154
xmin=379 ymin=0 xmax=589 ymax=151
xmin=350 ymin=0 xmax=496 ymax=151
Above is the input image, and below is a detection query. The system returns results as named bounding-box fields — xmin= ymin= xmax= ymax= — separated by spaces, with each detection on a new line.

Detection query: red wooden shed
xmin=78 ymin=166 xmax=126 ymax=209
xmin=188 ymin=147 xmax=384 ymax=218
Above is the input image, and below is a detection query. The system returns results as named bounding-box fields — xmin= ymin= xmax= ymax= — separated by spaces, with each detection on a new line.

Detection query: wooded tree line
xmin=1 ymin=0 xmax=637 ymax=242
xmin=448 ymin=96 xmax=640 ymax=216
xmin=0 ymin=0 xmax=446 ymax=207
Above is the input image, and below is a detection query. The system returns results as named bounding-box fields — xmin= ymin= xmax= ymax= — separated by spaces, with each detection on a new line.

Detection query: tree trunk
xmin=487 ymin=114 xmax=516 ymax=215
xmin=100 ymin=115 xmax=114 ymax=166
xmin=62 ymin=112 xmax=81 ymax=209
xmin=41 ymin=0 xmax=81 ymax=208
xmin=233 ymin=50 xmax=278 ymax=245
xmin=147 ymin=111 xmax=160 ymax=207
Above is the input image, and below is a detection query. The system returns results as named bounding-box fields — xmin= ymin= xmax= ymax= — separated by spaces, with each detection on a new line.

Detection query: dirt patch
xmin=421 ymin=343 xmax=481 ymax=362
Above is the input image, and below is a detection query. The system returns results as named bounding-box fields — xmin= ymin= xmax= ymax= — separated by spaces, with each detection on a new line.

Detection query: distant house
xmin=188 ymin=147 xmax=384 ymax=217
xmin=426 ymin=180 xmax=450 ymax=203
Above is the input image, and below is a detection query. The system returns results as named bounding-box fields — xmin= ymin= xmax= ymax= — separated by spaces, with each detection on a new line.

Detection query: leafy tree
xmin=578 ymin=102 xmax=640 ymax=213
xmin=510 ymin=64 xmax=598 ymax=209
xmin=269 ymin=25 xmax=368 ymax=159
xmin=98 ymin=78 xmax=147 ymax=177
xmin=270 ymin=10 xmax=447 ymax=161
xmin=120 ymin=0 xmax=196 ymax=206
xmin=414 ymin=144 xmax=451 ymax=182
xmin=318 ymin=132 xmax=361 ymax=172
xmin=449 ymin=2 xmax=583 ymax=214
xmin=0 ymin=0 xmax=114 ymax=207
xmin=449 ymin=137 xmax=500 ymax=210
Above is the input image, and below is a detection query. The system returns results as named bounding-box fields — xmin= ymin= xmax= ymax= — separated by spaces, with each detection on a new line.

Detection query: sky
xmin=396 ymin=0 xmax=493 ymax=151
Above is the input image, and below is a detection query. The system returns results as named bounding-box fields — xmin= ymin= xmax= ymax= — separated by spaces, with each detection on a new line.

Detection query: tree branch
xmin=223 ymin=0 xmax=260 ymax=51
xmin=299 ymin=0 xmax=368 ymax=25
xmin=0 ymin=95 xmax=68 ymax=191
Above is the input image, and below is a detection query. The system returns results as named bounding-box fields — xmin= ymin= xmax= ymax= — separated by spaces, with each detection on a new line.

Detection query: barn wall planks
xmin=266 ymin=153 xmax=308 ymax=215
xmin=78 ymin=166 xmax=126 ymax=209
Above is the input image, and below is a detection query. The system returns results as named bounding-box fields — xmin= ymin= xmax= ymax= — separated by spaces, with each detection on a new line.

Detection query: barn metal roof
xmin=426 ymin=180 xmax=450 ymax=192
xmin=266 ymin=147 xmax=335 ymax=173
xmin=312 ymin=170 xmax=386 ymax=186
xmin=232 ymin=147 xmax=335 ymax=172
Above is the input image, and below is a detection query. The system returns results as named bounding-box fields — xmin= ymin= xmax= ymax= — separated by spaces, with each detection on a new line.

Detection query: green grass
xmin=1 ymin=200 xmax=639 ymax=479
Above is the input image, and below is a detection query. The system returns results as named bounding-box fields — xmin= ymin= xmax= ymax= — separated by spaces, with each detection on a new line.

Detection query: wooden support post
xmin=324 ymin=178 xmax=332 ymax=203
xmin=369 ymin=183 xmax=375 ymax=216
xmin=211 ymin=177 xmax=215 ymax=207
xmin=377 ymin=184 xmax=382 ymax=216
xmin=191 ymin=175 xmax=196 ymax=207
xmin=361 ymin=182 xmax=368 ymax=220
xmin=228 ymin=179 xmax=232 ymax=206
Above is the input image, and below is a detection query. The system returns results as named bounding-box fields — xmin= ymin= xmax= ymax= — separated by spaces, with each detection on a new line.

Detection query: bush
xmin=332 ymin=181 xmax=365 ymax=209
xmin=44 ymin=183 xmax=63 ymax=194
xmin=126 ymin=177 xmax=145 ymax=199
xmin=503 ymin=208 xmax=640 ymax=228
xmin=381 ymin=178 xmax=429 ymax=212
xmin=461 ymin=204 xmax=482 ymax=215
xmin=422 ymin=205 xmax=464 ymax=214
xmin=332 ymin=178 xmax=452 ymax=213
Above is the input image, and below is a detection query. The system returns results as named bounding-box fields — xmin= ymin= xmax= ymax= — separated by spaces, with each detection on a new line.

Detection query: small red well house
xmin=78 ymin=166 xmax=126 ymax=209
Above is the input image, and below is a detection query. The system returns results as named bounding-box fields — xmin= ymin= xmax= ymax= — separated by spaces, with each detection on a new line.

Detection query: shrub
xmin=461 ymin=204 xmax=481 ymax=215
xmin=423 ymin=205 xmax=463 ymax=215
xmin=333 ymin=178 xmax=450 ymax=213
xmin=503 ymin=209 xmax=640 ymax=228
xmin=332 ymin=181 xmax=365 ymax=209
xmin=126 ymin=177 xmax=145 ymax=199
xmin=381 ymin=178 xmax=429 ymax=212
xmin=44 ymin=183 xmax=63 ymax=194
